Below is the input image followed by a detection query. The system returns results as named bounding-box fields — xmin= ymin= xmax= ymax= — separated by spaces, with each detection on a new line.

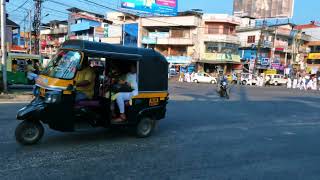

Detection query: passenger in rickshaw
xmin=113 ymin=64 xmax=138 ymax=122
xmin=12 ymin=60 xmax=18 ymax=72
xmin=75 ymin=57 xmax=96 ymax=101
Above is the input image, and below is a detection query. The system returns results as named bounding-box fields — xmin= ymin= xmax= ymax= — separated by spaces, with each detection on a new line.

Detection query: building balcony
xmin=240 ymin=40 xmax=273 ymax=48
xmin=200 ymin=53 xmax=241 ymax=63
xmin=142 ymin=36 xmax=194 ymax=45
xmin=203 ymin=34 xmax=240 ymax=44
xmin=41 ymin=27 xmax=68 ymax=35
xmin=141 ymin=16 xmax=200 ymax=27
xmin=70 ymin=21 xmax=100 ymax=32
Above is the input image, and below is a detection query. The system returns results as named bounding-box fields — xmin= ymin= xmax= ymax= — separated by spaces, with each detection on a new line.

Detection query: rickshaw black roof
xmin=61 ymin=40 xmax=167 ymax=63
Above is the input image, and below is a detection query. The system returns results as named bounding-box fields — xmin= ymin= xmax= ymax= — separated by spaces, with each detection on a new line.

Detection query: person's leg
xmin=115 ymin=93 xmax=132 ymax=121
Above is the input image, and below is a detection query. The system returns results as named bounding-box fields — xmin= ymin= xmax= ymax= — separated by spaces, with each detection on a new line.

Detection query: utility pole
xmin=33 ymin=0 xmax=42 ymax=55
xmin=255 ymin=20 xmax=266 ymax=74
xmin=122 ymin=14 xmax=126 ymax=46
xmin=29 ymin=9 xmax=32 ymax=54
xmin=1 ymin=0 xmax=7 ymax=92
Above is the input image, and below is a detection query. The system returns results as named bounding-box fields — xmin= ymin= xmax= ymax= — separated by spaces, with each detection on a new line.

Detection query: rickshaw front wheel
xmin=136 ymin=117 xmax=156 ymax=138
xmin=15 ymin=121 xmax=44 ymax=145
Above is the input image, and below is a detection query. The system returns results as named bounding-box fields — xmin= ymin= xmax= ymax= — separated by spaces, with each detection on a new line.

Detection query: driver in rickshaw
xmin=75 ymin=57 xmax=96 ymax=101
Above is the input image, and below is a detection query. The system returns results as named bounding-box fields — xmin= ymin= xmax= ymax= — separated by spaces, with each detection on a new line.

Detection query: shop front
xmin=198 ymin=52 xmax=241 ymax=74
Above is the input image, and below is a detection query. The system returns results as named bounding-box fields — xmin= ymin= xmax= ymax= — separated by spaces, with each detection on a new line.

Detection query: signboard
xmin=233 ymin=0 xmax=294 ymax=19
xmin=203 ymin=53 xmax=241 ymax=63
xmin=121 ymin=0 xmax=178 ymax=16
xmin=166 ymin=56 xmax=192 ymax=64
xmin=261 ymin=58 xmax=269 ymax=66
xmin=264 ymin=69 xmax=277 ymax=75
xmin=123 ymin=23 xmax=139 ymax=47
xmin=308 ymin=53 xmax=320 ymax=59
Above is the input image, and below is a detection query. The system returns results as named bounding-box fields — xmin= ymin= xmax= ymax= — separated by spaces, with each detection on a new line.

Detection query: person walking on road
xmin=265 ymin=75 xmax=271 ymax=87
xmin=179 ymin=71 xmax=185 ymax=82
xmin=287 ymin=78 xmax=292 ymax=89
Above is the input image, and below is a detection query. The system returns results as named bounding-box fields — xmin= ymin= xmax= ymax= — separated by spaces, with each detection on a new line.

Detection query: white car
xmin=269 ymin=74 xmax=287 ymax=86
xmin=241 ymin=73 xmax=257 ymax=85
xmin=192 ymin=73 xmax=217 ymax=84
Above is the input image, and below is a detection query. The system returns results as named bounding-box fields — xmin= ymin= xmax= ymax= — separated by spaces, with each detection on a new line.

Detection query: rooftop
xmin=295 ymin=21 xmax=320 ymax=30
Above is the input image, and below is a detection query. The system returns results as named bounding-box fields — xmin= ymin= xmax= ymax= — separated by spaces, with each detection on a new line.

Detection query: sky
xmin=6 ymin=0 xmax=320 ymax=27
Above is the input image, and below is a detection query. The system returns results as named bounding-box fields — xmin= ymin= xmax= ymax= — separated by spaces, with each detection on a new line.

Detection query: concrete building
xmin=197 ymin=14 xmax=241 ymax=73
xmin=237 ymin=21 xmax=310 ymax=74
xmin=140 ymin=11 xmax=202 ymax=67
xmin=67 ymin=7 xmax=111 ymax=42
xmin=104 ymin=12 xmax=139 ymax=46
xmin=295 ymin=21 xmax=320 ymax=73
xmin=0 ymin=18 xmax=23 ymax=53
xmin=40 ymin=20 xmax=68 ymax=57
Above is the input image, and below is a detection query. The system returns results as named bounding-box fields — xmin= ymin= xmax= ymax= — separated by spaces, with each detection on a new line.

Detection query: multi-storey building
xmin=140 ymin=11 xmax=202 ymax=68
xmin=104 ymin=12 xmax=139 ymax=46
xmin=237 ymin=20 xmax=310 ymax=74
xmin=295 ymin=21 xmax=320 ymax=73
xmin=197 ymin=14 xmax=242 ymax=73
xmin=67 ymin=7 xmax=111 ymax=42
xmin=40 ymin=20 xmax=68 ymax=57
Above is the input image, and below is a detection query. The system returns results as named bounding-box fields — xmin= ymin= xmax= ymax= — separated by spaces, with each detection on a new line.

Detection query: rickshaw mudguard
xmin=17 ymin=100 xmax=46 ymax=121
xmin=137 ymin=105 xmax=167 ymax=121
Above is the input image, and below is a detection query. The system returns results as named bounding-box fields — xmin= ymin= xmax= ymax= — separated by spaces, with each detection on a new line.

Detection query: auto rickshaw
xmin=3 ymin=53 xmax=42 ymax=85
xmin=15 ymin=40 xmax=169 ymax=145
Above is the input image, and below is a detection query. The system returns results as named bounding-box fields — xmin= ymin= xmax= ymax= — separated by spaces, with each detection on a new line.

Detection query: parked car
xmin=168 ymin=68 xmax=178 ymax=78
xmin=269 ymin=74 xmax=287 ymax=86
xmin=192 ymin=73 xmax=217 ymax=84
xmin=241 ymin=73 xmax=257 ymax=85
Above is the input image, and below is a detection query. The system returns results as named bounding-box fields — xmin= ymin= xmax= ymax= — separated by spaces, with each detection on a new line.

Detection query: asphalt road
xmin=1 ymin=82 xmax=320 ymax=180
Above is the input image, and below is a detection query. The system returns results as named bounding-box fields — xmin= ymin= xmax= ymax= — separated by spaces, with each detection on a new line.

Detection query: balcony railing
xmin=203 ymin=34 xmax=240 ymax=44
xmin=142 ymin=36 xmax=194 ymax=45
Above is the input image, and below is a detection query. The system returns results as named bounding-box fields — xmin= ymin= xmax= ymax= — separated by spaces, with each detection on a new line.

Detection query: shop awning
xmin=198 ymin=60 xmax=242 ymax=65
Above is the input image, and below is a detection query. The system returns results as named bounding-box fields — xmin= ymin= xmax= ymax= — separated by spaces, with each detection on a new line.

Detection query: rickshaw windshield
xmin=41 ymin=50 xmax=82 ymax=79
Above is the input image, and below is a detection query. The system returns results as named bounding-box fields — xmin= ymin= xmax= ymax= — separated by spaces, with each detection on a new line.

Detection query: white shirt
xmin=126 ymin=73 xmax=138 ymax=96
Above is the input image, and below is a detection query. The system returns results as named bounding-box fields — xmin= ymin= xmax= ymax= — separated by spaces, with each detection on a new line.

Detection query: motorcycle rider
xmin=217 ymin=69 xmax=229 ymax=96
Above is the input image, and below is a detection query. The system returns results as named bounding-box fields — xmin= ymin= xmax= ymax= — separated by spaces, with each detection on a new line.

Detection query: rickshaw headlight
xmin=44 ymin=92 xmax=61 ymax=104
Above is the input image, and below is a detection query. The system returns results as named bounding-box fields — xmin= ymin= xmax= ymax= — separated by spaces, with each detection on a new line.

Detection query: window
xmin=223 ymin=25 xmax=235 ymax=35
xmin=247 ymin=36 xmax=255 ymax=43
xmin=205 ymin=42 xmax=219 ymax=53
xmin=171 ymin=29 xmax=184 ymax=38
xmin=42 ymin=50 xmax=82 ymax=79
xmin=207 ymin=24 xmax=219 ymax=34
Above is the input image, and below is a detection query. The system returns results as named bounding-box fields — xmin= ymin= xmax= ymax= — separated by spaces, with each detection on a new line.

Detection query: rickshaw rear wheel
xmin=136 ymin=117 xmax=155 ymax=138
xmin=15 ymin=121 xmax=44 ymax=145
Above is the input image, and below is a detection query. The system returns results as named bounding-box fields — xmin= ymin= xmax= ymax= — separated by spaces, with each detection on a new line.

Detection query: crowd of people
xmin=286 ymin=75 xmax=319 ymax=91
xmin=176 ymin=69 xmax=320 ymax=92
xmin=178 ymin=71 xmax=195 ymax=82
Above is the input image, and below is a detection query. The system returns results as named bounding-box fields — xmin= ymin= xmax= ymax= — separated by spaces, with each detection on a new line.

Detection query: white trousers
xmin=116 ymin=93 xmax=133 ymax=114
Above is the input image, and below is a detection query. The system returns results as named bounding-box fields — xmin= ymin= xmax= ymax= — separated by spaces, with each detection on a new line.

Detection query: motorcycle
xmin=219 ymin=80 xmax=229 ymax=99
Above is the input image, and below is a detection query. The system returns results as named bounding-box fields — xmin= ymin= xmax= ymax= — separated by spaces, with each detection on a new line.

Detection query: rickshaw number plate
xmin=40 ymin=88 xmax=46 ymax=97
xmin=149 ymin=98 xmax=159 ymax=106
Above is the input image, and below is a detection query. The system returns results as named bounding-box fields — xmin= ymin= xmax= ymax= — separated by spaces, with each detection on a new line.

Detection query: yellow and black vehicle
xmin=15 ymin=40 xmax=169 ymax=145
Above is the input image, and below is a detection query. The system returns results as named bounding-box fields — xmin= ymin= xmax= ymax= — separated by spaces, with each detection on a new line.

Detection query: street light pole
xmin=1 ymin=0 xmax=7 ymax=92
